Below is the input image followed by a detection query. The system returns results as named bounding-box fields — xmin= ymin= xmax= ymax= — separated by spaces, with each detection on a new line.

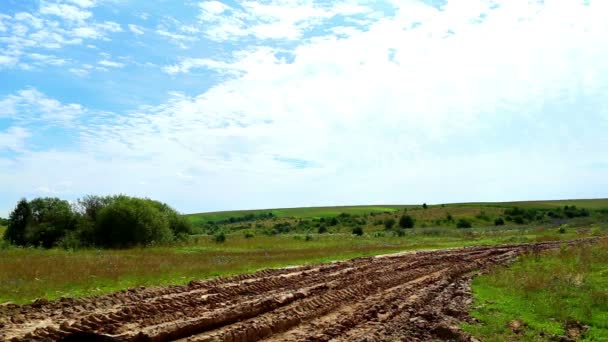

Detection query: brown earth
xmin=0 ymin=239 xmax=596 ymax=342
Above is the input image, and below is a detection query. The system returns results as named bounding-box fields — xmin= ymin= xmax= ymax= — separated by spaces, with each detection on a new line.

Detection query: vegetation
xmin=464 ymin=238 xmax=608 ymax=341
xmin=383 ymin=218 xmax=396 ymax=230
xmin=399 ymin=214 xmax=415 ymax=229
xmin=3 ymin=195 xmax=191 ymax=249
xmin=457 ymin=218 xmax=472 ymax=228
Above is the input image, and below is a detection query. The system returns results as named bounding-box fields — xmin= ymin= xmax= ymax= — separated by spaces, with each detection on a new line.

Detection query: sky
xmin=0 ymin=0 xmax=607 ymax=217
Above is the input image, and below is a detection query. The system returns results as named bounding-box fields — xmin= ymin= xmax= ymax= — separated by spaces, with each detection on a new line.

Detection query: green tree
xmin=352 ymin=226 xmax=364 ymax=236
xmin=4 ymin=199 xmax=32 ymax=245
xmin=422 ymin=203 xmax=428 ymax=209
xmin=26 ymin=197 xmax=76 ymax=248
xmin=383 ymin=218 xmax=396 ymax=230
xmin=399 ymin=215 xmax=415 ymax=229
xmin=456 ymin=219 xmax=472 ymax=229
xmin=95 ymin=197 xmax=173 ymax=248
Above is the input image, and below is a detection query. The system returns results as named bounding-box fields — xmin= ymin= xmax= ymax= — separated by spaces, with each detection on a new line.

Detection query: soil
xmin=0 ymin=238 xmax=596 ymax=342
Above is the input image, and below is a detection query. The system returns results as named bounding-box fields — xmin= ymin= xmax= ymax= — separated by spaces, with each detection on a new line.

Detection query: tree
xmin=422 ymin=203 xmax=428 ymax=209
xmin=456 ymin=219 xmax=472 ymax=229
xmin=352 ymin=226 xmax=364 ymax=236
xmin=26 ymin=197 xmax=76 ymax=248
xmin=4 ymin=199 xmax=31 ymax=245
xmin=383 ymin=218 xmax=396 ymax=230
xmin=494 ymin=217 xmax=505 ymax=226
xmin=95 ymin=197 xmax=173 ymax=248
xmin=399 ymin=215 xmax=415 ymax=229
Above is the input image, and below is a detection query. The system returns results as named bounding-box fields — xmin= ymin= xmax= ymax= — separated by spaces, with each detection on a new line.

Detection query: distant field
xmin=186 ymin=198 xmax=608 ymax=223
xmin=186 ymin=205 xmax=412 ymax=224
xmin=453 ymin=198 xmax=608 ymax=210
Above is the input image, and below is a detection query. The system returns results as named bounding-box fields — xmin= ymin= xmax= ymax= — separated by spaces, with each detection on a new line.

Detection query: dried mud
xmin=0 ymin=239 xmax=595 ymax=341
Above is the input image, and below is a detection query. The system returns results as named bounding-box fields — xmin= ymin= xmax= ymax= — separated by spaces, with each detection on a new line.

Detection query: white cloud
xmin=128 ymin=24 xmax=144 ymax=35
xmin=197 ymin=0 xmax=373 ymax=41
xmin=98 ymin=59 xmax=125 ymax=68
xmin=0 ymin=127 xmax=30 ymax=152
xmin=39 ymin=3 xmax=93 ymax=22
xmin=69 ymin=67 xmax=89 ymax=76
xmin=0 ymin=88 xmax=85 ymax=126
xmin=66 ymin=0 xmax=97 ymax=8
xmin=0 ymin=55 xmax=18 ymax=68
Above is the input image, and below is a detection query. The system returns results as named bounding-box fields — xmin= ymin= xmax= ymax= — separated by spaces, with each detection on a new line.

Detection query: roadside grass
xmin=463 ymin=238 xmax=608 ymax=341
xmin=0 ymin=226 xmax=600 ymax=304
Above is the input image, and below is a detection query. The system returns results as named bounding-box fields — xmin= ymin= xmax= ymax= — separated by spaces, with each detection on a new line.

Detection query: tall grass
xmin=464 ymin=238 xmax=608 ymax=341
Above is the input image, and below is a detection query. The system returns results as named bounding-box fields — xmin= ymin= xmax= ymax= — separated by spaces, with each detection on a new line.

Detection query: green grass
xmin=463 ymin=238 xmax=608 ymax=341
xmin=0 ymin=225 xmax=601 ymax=305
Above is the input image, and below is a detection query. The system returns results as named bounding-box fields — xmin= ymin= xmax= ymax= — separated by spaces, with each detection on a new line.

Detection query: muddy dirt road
xmin=0 ymin=239 xmax=594 ymax=341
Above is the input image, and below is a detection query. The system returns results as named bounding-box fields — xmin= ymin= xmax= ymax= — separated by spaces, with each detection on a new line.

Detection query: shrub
xmin=305 ymin=234 xmax=313 ymax=241
xmin=352 ymin=226 xmax=364 ymax=236
xmin=446 ymin=213 xmax=453 ymax=222
xmin=456 ymin=219 xmax=472 ymax=229
xmin=383 ymin=218 xmax=396 ymax=230
xmin=399 ymin=215 xmax=415 ymax=229
xmin=422 ymin=203 xmax=428 ymax=209
xmin=318 ymin=225 xmax=328 ymax=234
xmin=213 ymin=231 xmax=226 ymax=243
xmin=494 ymin=217 xmax=505 ymax=226
xmin=395 ymin=229 xmax=406 ymax=237
xmin=244 ymin=231 xmax=254 ymax=239
xmin=514 ymin=216 xmax=525 ymax=224
xmin=558 ymin=226 xmax=566 ymax=234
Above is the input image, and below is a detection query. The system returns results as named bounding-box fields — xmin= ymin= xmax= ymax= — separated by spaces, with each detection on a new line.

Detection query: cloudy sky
xmin=0 ymin=0 xmax=607 ymax=216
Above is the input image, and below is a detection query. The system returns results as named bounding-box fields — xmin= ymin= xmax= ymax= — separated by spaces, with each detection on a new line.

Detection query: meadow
xmin=1 ymin=224 xmax=604 ymax=304
xmin=463 ymin=238 xmax=608 ymax=341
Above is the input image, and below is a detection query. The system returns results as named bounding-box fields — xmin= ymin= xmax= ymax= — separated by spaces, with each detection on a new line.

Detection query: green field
xmin=186 ymin=205 xmax=411 ymax=224
xmin=452 ymin=198 xmax=608 ymax=210
xmin=464 ymin=238 xmax=608 ymax=341
xmin=188 ymin=198 xmax=608 ymax=224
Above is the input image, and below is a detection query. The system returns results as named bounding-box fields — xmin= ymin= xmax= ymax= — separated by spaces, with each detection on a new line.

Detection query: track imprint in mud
xmin=0 ymin=239 xmax=595 ymax=341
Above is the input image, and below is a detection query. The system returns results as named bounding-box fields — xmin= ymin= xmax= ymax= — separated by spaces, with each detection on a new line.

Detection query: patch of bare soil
xmin=0 ymin=239 xmax=595 ymax=342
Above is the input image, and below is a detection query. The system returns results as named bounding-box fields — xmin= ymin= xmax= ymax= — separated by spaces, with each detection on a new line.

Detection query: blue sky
xmin=1 ymin=0 xmax=607 ymax=216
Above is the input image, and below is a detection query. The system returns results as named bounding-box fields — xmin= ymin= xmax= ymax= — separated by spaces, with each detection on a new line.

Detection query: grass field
xmin=186 ymin=205 xmax=412 ymax=224
xmin=2 ymin=225 xmax=603 ymax=304
xmin=454 ymin=198 xmax=608 ymax=210
xmin=463 ymin=238 xmax=608 ymax=341
xmin=187 ymin=199 xmax=608 ymax=224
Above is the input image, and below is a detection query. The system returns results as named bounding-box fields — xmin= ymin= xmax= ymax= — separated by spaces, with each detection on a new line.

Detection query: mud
xmin=0 ymin=239 xmax=595 ymax=342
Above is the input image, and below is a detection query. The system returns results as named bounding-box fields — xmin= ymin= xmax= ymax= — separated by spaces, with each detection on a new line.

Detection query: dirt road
xmin=0 ymin=239 xmax=594 ymax=341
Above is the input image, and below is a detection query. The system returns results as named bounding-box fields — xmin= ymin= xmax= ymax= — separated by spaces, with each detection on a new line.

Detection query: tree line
xmin=3 ymin=195 xmax=191 ymax=249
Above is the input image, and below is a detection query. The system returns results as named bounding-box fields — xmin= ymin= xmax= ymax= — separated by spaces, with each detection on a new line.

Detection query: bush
xmin=456 ymin=219 xmax=472 ymax=229
xmin=244 ymin=231 xmax=254 ymax=239
xmin=494 ymin=217 xmax=505 ymax=226
xmin=399 ymin=215 xmax=415 ymax=229
xmin=95 ymin=197 xmax=173 ymax=248
xmin=383 ymin=218 xmax=396 ymax=230
xmin=305 ymin=234 xmax=313 ymax=241
xmin=318 ymin=225 xmax=328 ymax=234
xmin=352 ymin=226 xmax=364 ymax=236
xmin=395 ymin=229 xmax=406 ymax=237
xmin=213 ymin=231 xmax=226 ymax=243
xmin=514 ymin=216 xmax=525 ymax=225
xmin=422 ymin=203 xmax=428 ymax=209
